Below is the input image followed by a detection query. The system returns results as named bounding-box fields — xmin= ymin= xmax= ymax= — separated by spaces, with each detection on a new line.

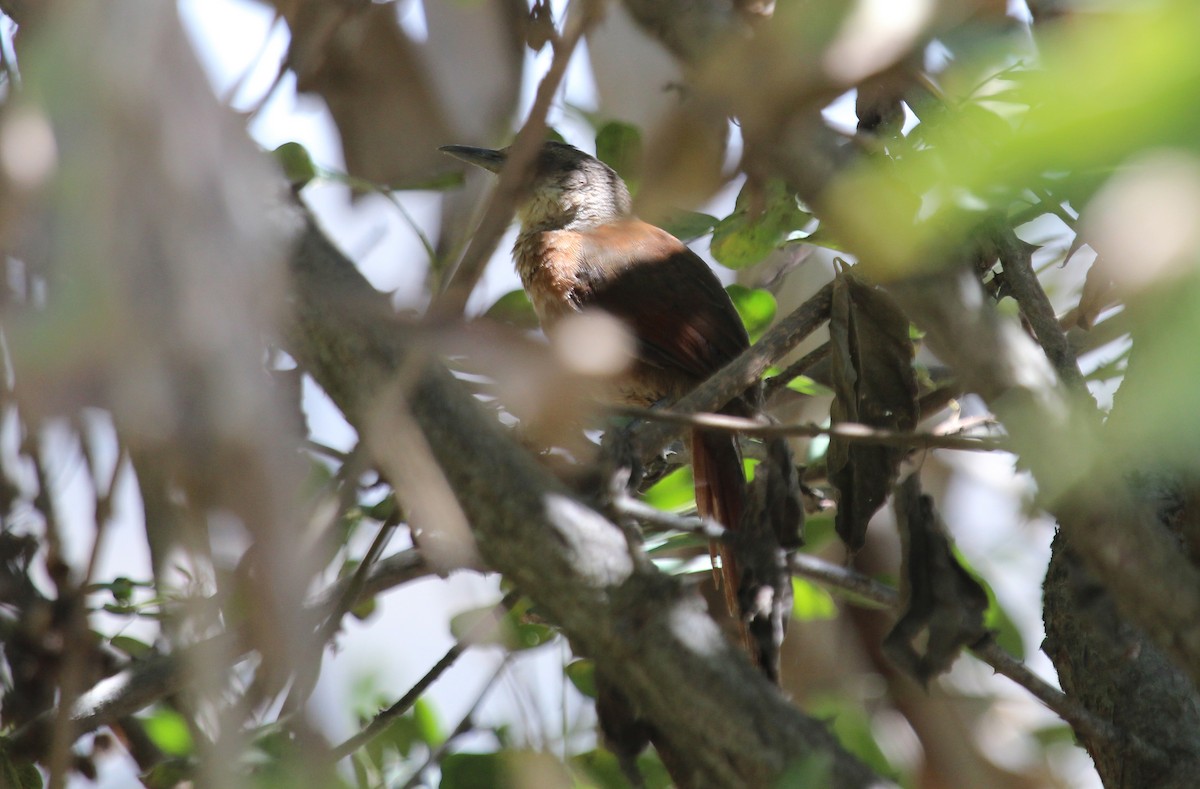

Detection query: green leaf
xmin=952 ymin=547 xmax=1025 ymax=660
xmin=109 ymin=634 xmax=152 ymax=658
xmin=641 ymin=466 xmax=694 ymax=512
xmin=726 ymin=284 xmax=777 ymax=341
xmin=564 ymin=659 xmax=597 ymax=698
xmin=808 ymin=696 xmax=899 ymax=782
xmin=440 ymin=752 xmax=503 ymax=789
xmin=791 ymin=577 xmax=837 ymax=621
xmin=572 ymin=749 xmax=672 ymax=789
xmin=484 ymin=289 xmax=539 ymax=330
xmin=141 ymin=759 xmax=190 ymax=789
xmin=1032 ymin=724 xmax=1077 ymax=747
xmin=143 ymin=708 xmax=194 ymax=757
xmin=657 ymin=211 xmax=718 ymax=241
xmin=442 ymin=751 xmax=571 ymax=789
xmin=710 ymin=180 xmax=809 ymax=269
xmin=350 ymin=597 xmax=377 ymax=621
xmin=0 ymin=741 xmax=43 ymax=789
xmin=785 ymin=375 xmax=833 ymax=397
xmin=412 ymin=698 xmax=444 ymax=746
xmin=594 ymin=121 xmax=643 ymax=190
xmin=800 ymin=511 xmax=835 ymax=552
xmin=273 ymin=141 xmax=318 ymax=188
xmin=773 ymin=753 xmax=833 ymax=788
xmin=362 ymin=495 xmax=397 ymax=522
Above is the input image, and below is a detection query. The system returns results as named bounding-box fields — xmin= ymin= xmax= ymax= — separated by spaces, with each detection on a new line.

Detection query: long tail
xmin=691 ymin=427 xmax=754 ymax=659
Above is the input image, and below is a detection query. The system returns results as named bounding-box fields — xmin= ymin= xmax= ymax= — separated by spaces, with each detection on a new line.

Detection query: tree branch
xmin=612 ymin=406 xmax=1005 ymax=452
xmin=285 ymin=211 xmax=880 ymax=788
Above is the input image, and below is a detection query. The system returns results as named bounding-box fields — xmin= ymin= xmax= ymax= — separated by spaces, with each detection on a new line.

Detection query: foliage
xmin=1 ymin=1 xmax=1199 ymax=788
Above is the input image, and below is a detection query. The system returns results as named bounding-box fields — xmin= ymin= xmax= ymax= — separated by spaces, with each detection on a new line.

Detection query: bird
xmin=441 ymin=140 xmax=758 ymax=663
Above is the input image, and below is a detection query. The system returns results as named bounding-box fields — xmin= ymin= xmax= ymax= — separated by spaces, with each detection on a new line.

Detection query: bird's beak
xmin=438 ymin=145 xmax=507 ymax=174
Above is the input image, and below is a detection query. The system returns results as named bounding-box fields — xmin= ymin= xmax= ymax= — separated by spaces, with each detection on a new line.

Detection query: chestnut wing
xmin=573 ymin=220 xmax=749 ymax=382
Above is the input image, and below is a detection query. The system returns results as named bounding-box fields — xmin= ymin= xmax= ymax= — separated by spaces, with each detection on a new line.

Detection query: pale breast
xmin=512 ymin=230 xmax=585 ymax=328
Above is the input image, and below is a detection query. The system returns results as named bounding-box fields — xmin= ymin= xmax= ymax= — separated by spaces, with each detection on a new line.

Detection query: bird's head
xmin=440 ymin=140 xmax=633 ymax=233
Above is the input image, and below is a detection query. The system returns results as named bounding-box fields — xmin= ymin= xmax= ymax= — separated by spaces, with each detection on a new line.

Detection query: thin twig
xmin=763 ymin=342 xmax=830 ymax=401
xmin=398 ymin=657 xmax=511 ymax=789
xmin=611 ymin=495 xmax=728 ymax=541
xmin=10 ymin=547 xmax=438 ymax=756
xmin=432 ymin=2 xmax=595 ymax=316
xmin=329 ymin=590 xmax=520 ymax=762
xmin=991 ymin=228 xmax=1086 ymax=392
xmin=789 ymin=553 xmax=898 ymax=608
xmin=614 ymin=406 xmax=1006 ymax=452
xmin=788 ymin=552 xmax=1163 ymax=764
xmin=319 ymin=509 xmax=401 ymax=644
xmin=280 ymin=507 xmax=404 ymax=717
xmin=304 ymin=439 xmax=351 ymax=463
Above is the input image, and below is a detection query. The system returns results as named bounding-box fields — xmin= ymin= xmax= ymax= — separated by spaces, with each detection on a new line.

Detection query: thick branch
xmin=284 ymin=212 xmax=879 ymax=788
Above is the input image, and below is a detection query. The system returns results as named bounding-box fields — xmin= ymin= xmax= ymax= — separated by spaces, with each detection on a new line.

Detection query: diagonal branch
xmin=433 ymin=2 xmax=595 ymax=316
xmin=285 ymin=210 xmax=880 ymax=788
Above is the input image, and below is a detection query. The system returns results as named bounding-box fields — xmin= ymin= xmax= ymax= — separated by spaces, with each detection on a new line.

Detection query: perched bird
xmin=441 ymin=140 xmax=757 ymax=660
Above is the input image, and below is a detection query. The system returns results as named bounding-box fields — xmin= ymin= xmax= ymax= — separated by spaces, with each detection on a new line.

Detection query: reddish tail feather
xmin=691 ymin=427 xmax=755 ymax=660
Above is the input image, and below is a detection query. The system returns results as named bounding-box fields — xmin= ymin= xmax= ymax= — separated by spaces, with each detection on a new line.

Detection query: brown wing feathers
xmin=574 ymin=221 xmax=757 ymax=660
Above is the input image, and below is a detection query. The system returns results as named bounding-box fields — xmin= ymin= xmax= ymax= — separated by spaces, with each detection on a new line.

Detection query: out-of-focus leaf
xmin=785 ymin=375 xmax=834 ymax=397
xmin=791 ymin=577 xmax=837 ymax=621
xmin=411 ymin=698 xmax=443 ymax=746
xmin=595 ymin=121 xmax=643 ymax=191
xmin=1033 ymin=724 xmax=1077 ymax=747
xmin=711 ymin=180 xmax=810 ymax=269
xmin=800 ymin=512 xmax=835 ymax=552
xmin=525 ymin=0 xmax=555 ymax=51
xmin=484 ymin=289 xmax=539 ymax=330
xmin=350 ymin=597 xmax=377 ymax=621
xmin=141 ymin=759 xmax=189 ymax=789
xmin=362 ymin=494 xmax=397 ymax=523
xmin=368 ymin=699 xmax=440 ymax=762
xmin=884 ymin=476 xmax=989 ymax=685
xmin=657 ymin=210 xmax=718 ymax=241
xmin=773 ymin=753 xmax=833 ymax=788
xmin=565 ymin=658 xmax=597 ymax=698
xmin=572 ymin=748 xmax=672 ymax=789
xmin=795 ymin=227 xmax=849 ymax=252
xmin=726 ymin=284 xmax=777 ymax=341
xmin=143 ymin=708 xmax=194 ymax=757
xmin=449 ymin=601 xmax=556 ymax=652
xmin=641 ymin=466 xmax=694 ymax=512
xmin=109 ymin=634 xmax=152 ymax=658
xmin=955 ymin=546 xmax=1026 ymax=659
xmin=441 ymin=751 xmax=571 ymax=789
xmin=284 ymin=2 xmax=452 ymax=189
xmin=830 ymin=2 xmax=1200 ymax=277
xmin=441 ymin=748 xmax=501 ymax=786
xmin=826 ymin=270 xmax=918 ymax=553
xmin=273 ymin=141 xmax=318 ymax=188
xmin=0 ymin=742 xmax=43 ymax=789
xmin=808 ymin=696 xmax=898 ymax=783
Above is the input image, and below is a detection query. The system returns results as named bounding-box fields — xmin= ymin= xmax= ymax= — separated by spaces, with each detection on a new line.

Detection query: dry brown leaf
xmin=827 ymin=269 xmax=918 ymax=553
